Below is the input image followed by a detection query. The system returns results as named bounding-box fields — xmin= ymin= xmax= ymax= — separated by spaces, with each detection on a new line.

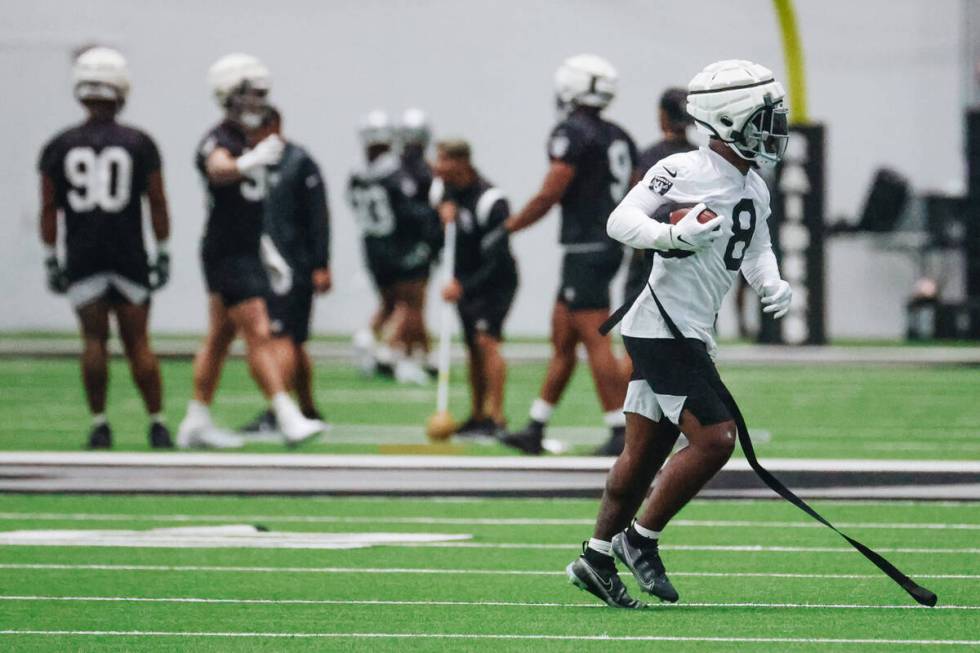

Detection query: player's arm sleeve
xmin=143 ymin=133 xmax=162 ymax=175
xmin=548 ymin=123 xmax=586 ymax=165
xmin=460 ymin=196 xmax=511 ymax=295
xmin=606 ymin=174 xmax=671 ymax=250
xmin=303 ymin=157 xmax=330 ymax=268
xmin=740 ymin=208 xmax=781 ymax=295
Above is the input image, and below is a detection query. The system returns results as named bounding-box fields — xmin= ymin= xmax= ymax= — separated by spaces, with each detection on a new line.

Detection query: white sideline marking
xmin=413 ymin=542 xmax=980 ymax=554
xmin=3 ymin=451 xmax=979 ymax=473
xmin=0 ymin=563 xmax=975 ymax=580
xmin=2 ymin=595 xmax=977 ymax=611
xmin=1 ymin=630 xmax=977 ymax=646
xmin=1 ymin=512 xmax=977 ymax=531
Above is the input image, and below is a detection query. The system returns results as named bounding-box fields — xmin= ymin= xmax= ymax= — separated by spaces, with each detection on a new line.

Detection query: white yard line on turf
xmin=1 ymin=595 xmax=978 ymax=611
xmin=0 ymin=631 xmax=977 ymax=646
xmin=409 ymin=542 xmax=980 ymax=554
xmin=1 ymin=512 xmax=977 ymax=531
xmin=0 ymin=563 xmax=975 ymax=580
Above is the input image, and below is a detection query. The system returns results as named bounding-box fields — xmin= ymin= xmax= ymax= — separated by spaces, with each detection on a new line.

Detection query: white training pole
xmin=435 ymin=220 xmax=457 ymax=414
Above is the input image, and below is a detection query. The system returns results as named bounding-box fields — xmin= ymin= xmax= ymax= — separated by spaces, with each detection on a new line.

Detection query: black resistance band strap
xmin=643 ymin=283 xmax=938 ymax=607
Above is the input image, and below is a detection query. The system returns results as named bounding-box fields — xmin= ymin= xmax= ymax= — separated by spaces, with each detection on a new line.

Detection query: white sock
xmin=186 ymin=400 xmax=210 ymax=421
xmin=604 ymin=409 xmax=626 ymax=428
xmin=271 ymin=392 xmax=303 ymax=420
xmin=91 ymin=413 xmax=107 ymax=427
xmin=529 ymin=399 xmax=554 ymax=424
xmin=149 ymin=413 xmax=164 ymax=425
xmin=587 ymin=538 xmax=612 ymax=556
xmin=633 ymin=521 xmax=661 ymax=540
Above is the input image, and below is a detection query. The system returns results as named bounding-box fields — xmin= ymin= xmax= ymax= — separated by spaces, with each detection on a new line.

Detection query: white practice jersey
xmin=607 ymin=146 xmax=781 ymax=355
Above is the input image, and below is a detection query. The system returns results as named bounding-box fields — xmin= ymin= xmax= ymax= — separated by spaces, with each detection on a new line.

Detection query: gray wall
xmin=1 ymin=0 xmax=966 ymax=338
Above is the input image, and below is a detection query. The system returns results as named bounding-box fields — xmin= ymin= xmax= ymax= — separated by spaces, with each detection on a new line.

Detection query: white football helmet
xmin=207 ymin=53 xmax=271 ymax=128
xmin=358 ymin=110 xmax=395 ymax=147
xmin=73 ymin=47 xmax=130 ymax=104
xmin=554 ymin=54 xmax=617 ymax=114
xmin=399 ymin=108 xmax=431 ymax=148
xmin=686 ymin=60 xmax=789 ymax=166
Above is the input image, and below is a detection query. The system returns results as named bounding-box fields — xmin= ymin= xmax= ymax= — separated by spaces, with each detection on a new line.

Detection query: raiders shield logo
xmin=650 ymin=175 xmax=673 ymax=196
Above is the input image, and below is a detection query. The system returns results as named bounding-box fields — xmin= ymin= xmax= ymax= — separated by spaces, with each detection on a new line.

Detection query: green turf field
xmin=0 ymin=494 xmax=976 ymax=651
xmin=1 ymin=356 xmax=978 ymax=459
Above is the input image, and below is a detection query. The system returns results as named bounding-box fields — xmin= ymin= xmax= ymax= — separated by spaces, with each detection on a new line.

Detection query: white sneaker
xmin=272 ymin=393 xmax=325 ymax=446
xmin=394 ymin=359 xmax=430 ymax=386
xmin=190 ymin=426 xmax=246 ymax=449
xmin=176 ymin=401 xmax=213 ymax=449
xmin=352 ymin=329 xmax=377 ymax=377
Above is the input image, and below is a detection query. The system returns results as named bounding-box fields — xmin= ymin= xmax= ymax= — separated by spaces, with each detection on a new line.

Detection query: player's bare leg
xmin=115 ymin=301 xmax=171 ymax=448
xmin=76 ymin=299 xmax=112 ymax=448
xmin=639 ymin=411 xmax=736 ymax=531
xmin=270 ymin=336 xmax=298 ymax=393
xmin=293 ymin=345 xmax=321 ymax=419
xmin=392 ymin=279 xmax=431 ymax=384
xmin=227 ymin=298 xmax=285 ymax=398
xmin=477 ymin=333 xmax=507 ymax=425
xmin=466 ymin=343 xmax=488 ymax=420
xmin=501 ymin=302 xmax=577 ymax=454
xmin=191 ymin=295 xmax=236 ymax=404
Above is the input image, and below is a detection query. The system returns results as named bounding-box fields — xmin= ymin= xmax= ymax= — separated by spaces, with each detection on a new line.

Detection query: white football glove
xmin=259 ymin=234 xmax=293 ymax=295
xmin=761 ymin=279 xmax=792 ymax=319
xmin=236 ymin=134 xmax=284 ymax=175
xmin=652 ymin=202 xmax=724 ymax=252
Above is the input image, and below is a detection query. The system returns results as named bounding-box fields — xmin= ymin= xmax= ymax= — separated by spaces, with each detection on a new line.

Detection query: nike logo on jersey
xmin=663 ymin=166 xmax=678 ymax=177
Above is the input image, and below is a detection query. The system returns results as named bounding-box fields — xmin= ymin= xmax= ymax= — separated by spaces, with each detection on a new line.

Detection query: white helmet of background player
xmin=686 ymin=59 xmax=789 ymax=166
xmin=207 ymin=53 xmax=271 ymax=129
xmin=399 ymin=108 xmax=431 ymax=149
xmin=554 ymin=54 xmax=618 ymax=116
xmin=73 ymin=47 xmax=130 ymax=105
xmin=358 ymin=110 xmax=395 ymax=148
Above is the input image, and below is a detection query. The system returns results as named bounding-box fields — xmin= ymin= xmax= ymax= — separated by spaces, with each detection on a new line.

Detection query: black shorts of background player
xmin=348 ymin=111 xmax=441 ymax=385
xmin=239 ymin=108 xmax=332 ymax=435
xmin=501 ymin=54 xmax=638 ymax=456
xmin=177 ymin=54 xmax=324 ymax=450
xmin=431 ymin=140 xmax=518 ymax=438
xmin=38 ymin=47 xmax=172 ymax=450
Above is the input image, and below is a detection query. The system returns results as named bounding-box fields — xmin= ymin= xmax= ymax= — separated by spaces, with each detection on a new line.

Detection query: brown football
xmin=669 ymin=207 xmax=717 ymax=225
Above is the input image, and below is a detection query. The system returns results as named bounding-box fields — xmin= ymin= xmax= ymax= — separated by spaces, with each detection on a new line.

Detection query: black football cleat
xmin=612 ymin=530 xmax=679 ymax=603
xmin=455 ymin=416 xmax=498 ymax=441
xmin=499 ymin=420 xmax=544 ymax=455
xmin=148 ymin=422 xmax=174 ymax=449
xmin=86 ymin=423 xmax=112 ymax=450
xmin=593 ymin=425 xmax=625 ymax=456
xmin=567 ymin=548 xmax=647 ymax=609
xmin=239 ymin=409 xmax=278 ymax=434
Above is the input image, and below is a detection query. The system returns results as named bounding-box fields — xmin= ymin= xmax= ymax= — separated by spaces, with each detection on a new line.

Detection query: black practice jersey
xmin=431 ymin=176 xmax=517 ymax=296
xmin=347 ymin=152 xmax=440 ymax=269
xmin=38 ymin=119 xmax=160 ymax=276
xmin=195 ymin=120 xmax=265 ymax=261
xmin=548 ymin=109 xmax=637 ymax=245
xmin=264 ymin=142 xmax=330 ymax=281
xmin=402 ymin=151 xmax=433 ymax=205
xmin=635 ymin=138 xmax=696 ymax=178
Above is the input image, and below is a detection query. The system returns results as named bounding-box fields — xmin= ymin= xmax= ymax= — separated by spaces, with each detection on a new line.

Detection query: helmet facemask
xmin=731 ymin=97 xmax=789 ymax=167
xmin=227 ymin=82 xmax=270 ymax=130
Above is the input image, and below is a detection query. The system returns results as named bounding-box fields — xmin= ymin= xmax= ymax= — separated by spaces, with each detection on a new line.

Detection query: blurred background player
xmin=431 ymin=139 xmax=518 ymax=439
xmin=399 ymin=108 xmax=434 ymax=204
xmin=502 ymin=54 xmax=637 ymax=456
xmin=624 ymin=88 xmax=696 ymax=304
xmin=240 ymin=107 xmax=332 ymax=436
xmin=177 ymin=53 xmax=324 ymax=449
xmin=348 ymin=111 xmax=440 ymax=385
xmin=38 ymin=47 xmax=172 ymax=450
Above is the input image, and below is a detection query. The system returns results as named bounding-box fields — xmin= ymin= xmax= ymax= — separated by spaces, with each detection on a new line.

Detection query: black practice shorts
xmin=366 ymin=242 xmax=432 ymax=290
xmin=202 ymin=254 xmax=271 ymax=308
xmin=623 ymin=335 xmax=732 ymax=427
xmin=267 ymin=284 xmax=314 ymax=344
xmin=557 ymin=244 xmax=623 ymax=311
xmin=457 ymin=280 xmax=517 ymax=346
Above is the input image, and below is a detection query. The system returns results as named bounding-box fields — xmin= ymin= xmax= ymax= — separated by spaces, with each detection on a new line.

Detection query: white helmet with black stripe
xmin=686 ymin=60 xmax=789 ymax=166
xmin=554 ymin=54 xmax=618 ymax=114
xmin=207 ymin=53 xmax=271 ymax=128
xmin=358 ymin=110 xmax=395 ymax=147
xmin=73 ymin=47 xmax=130 ymax=105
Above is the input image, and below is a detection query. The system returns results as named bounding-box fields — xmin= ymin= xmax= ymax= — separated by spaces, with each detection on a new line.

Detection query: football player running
xmin=502 ymin=54 xmax=637 ymax=456
xmin=566 ymin=60 xmax=792 ymax=608
xmin=431 ymin=139 xmax=518 ymax=439
xmin=38 ymin=47 xmax=173 ymax=450
xmin=177 ymin=54 xmax=325 ymax=449
xmin=348 ymin=111 xmax=440 ymax=385
xmin=239 ymin=107 xmax=332 ymax=436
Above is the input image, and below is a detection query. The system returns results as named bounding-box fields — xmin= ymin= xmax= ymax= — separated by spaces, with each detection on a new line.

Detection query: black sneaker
xmin=566 ymin=545 xmax=646 ymax=609
xmin=87 ymin=423 xmax=112 ymax=450
xmin=499 ymin=420 xmax=544 ymax=455
xmin=612 ymin=530 xmax=679 ymax=602
xmin=455 ymin=416 xmax=497 ymax=439
xmin=148 ymin=422 xmax=173 ymax=449
xmin=239 ymin=410 xmax=278 ymax=434
xmin=593 ymin=425 xmax=625 ymax=456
